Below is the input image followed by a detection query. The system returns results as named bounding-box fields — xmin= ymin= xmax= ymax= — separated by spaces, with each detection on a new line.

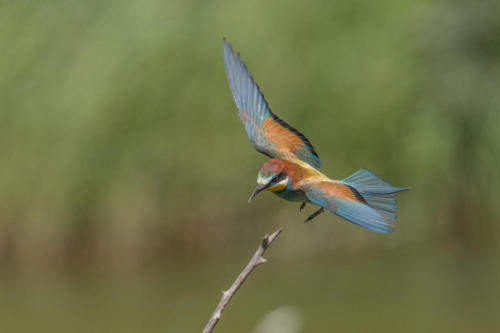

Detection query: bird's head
xmin=248 ymin=159 xmax=290 ymax=202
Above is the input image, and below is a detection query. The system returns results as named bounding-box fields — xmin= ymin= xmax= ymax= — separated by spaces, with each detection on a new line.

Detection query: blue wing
xmin=300 ymin=181 xmax=395 ymax=233
xmin=222 ymin=38 xmax=321 ymax=169
xmin=300 ymin=170 xmax=409 ymax=233
xmin=341 ymin=169 xmax=410 ymax=222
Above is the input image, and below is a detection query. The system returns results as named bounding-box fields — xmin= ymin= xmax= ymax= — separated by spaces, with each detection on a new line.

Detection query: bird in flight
xmin=222 ymin=38 xmax=409 ymax=233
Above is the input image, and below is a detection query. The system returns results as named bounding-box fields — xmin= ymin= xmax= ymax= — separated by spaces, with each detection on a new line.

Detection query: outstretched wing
xmin=222 ymin=38 xmax=321 ymax=169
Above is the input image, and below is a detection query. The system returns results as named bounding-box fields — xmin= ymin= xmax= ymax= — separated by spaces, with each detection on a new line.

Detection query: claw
xmin=305 ymin=207 xmax=324 ymax=223
xmin=299 ymin=202 xmax=306 ymax=212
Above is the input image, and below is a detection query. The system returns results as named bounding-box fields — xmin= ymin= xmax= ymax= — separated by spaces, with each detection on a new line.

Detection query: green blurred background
xmin=1 ymin=0 xmax=499 ymax=332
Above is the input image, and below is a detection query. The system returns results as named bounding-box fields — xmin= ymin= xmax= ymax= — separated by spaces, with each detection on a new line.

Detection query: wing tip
xmin=222 ymin=37 xmax=233 ymax=56
xmin=333 ymin=199 xmax=395 ymax=234
xmin=223 ymin=38 xmax=273 ymax=121
xmin=222 ymin=38 xmax=245 ymax=70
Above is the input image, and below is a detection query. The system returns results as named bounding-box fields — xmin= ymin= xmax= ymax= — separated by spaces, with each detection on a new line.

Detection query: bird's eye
xmin=270 ymin=172 xmax=284 ymax=185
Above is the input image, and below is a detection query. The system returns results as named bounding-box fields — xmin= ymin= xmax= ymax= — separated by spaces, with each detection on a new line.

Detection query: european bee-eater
xmin=222 ymin=38 xmax=409 ymax=233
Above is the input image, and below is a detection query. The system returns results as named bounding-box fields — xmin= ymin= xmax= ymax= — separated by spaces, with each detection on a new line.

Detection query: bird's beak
xmin=248 ymin=183 xmax=268 ymax=203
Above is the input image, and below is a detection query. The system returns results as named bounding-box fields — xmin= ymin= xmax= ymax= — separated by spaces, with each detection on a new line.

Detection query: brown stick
xmin=201 ymin=228 xmax=283 ymax=333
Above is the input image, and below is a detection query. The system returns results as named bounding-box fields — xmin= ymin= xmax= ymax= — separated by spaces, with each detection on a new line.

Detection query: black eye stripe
xmin=270 ymin=172 xmax=286 ymax=185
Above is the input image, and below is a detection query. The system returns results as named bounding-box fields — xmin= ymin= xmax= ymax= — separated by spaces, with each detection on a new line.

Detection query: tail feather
xmin=342 ymin=169 xmax=410 ymax=224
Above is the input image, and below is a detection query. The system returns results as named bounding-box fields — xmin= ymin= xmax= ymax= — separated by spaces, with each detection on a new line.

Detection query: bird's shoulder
xmin=287 ymin=160 xmax=330 ymax=187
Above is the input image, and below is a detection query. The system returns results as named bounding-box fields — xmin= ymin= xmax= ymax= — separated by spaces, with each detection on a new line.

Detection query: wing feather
xmin=222 ymin=38 xmax=321 ymax=169
xmin=300 ymin=181 xmax=395 ymax=234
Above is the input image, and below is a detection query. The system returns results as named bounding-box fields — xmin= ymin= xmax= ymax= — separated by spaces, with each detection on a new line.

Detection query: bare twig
xmin=202 ymin=228 xmax=283 ymax=333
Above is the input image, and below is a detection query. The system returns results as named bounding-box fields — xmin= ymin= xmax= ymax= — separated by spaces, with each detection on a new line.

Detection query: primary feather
xmin=222 ymin=38 xmax=321 ymax=169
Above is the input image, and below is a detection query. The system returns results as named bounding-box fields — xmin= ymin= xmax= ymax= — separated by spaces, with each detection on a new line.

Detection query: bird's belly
xmin=274 ymin=190 xmax=308 ymax=202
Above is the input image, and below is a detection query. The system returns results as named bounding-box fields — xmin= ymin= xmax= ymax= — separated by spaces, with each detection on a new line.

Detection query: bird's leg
xmin=299 ymin=202 xmax=306 ymax=212
xmin=304 ymin=207 xmax=324 ymax=223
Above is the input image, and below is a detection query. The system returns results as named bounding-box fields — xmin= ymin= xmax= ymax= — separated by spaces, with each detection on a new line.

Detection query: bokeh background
xmin=1 ymin=0 xmax=499 ymax=332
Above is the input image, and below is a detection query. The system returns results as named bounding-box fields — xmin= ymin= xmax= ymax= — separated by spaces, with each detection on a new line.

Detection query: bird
xmin=222 ymin=38 xmax=409 ymax=233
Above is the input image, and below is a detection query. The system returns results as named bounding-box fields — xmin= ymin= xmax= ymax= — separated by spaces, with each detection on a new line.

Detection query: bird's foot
xmin=304 ymin=207 xmax=324 ymax=223
xmin=299 ymin=202 xmax=306 ymax=212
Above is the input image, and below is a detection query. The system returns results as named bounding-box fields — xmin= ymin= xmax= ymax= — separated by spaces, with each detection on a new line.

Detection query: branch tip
xmin=202 ymin=227 xmax=283 ymax=333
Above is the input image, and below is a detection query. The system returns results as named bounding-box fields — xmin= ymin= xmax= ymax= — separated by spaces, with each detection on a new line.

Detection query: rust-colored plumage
xmin=223 ymin=38 xmax=409 ymax=233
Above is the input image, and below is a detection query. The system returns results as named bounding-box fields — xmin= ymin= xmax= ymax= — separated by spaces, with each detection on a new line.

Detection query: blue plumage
xmin=222 ymin=38 xmax=321 ymax=169
xmin=223 ymin=38 xmax=409 ymax=233
xmin=340 ymin=169 xmax=410 ymax=231
xmin=223 ymin=39 xmax=269 ymax=144
xmin=333 ymin=199 xmax=394 ymax=233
